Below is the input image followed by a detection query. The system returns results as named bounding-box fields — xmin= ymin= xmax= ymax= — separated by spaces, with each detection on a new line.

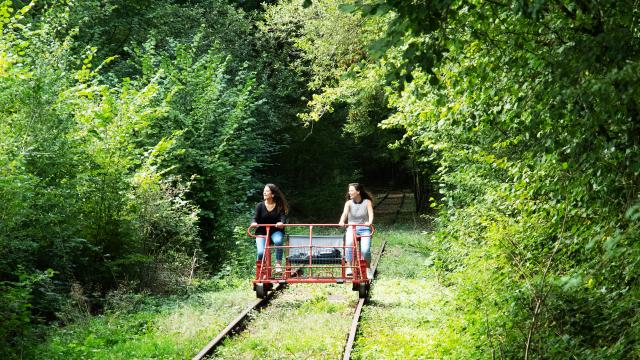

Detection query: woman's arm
xmin=365 ymin=199 xmax=374 ymax=225
xmin=251 ymin=203 xmax=261 ymax=226
xmin=276 ymin=208 xmax=286 ymax=228
xmin=338 ymin=201 xmax=350 ymax=226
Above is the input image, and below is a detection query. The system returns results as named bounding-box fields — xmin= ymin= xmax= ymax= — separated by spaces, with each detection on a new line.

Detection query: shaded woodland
xmin=1 ymin=0 xmax=639 ymax=358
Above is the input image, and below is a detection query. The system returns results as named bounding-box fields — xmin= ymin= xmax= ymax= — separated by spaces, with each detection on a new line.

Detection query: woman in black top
xmin=251 ymin=183 xmax=289 ymax=273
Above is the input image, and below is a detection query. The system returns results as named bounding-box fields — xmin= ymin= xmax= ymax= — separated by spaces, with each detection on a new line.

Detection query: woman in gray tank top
xmin=338 ymin=183 xmax=374 ymax=278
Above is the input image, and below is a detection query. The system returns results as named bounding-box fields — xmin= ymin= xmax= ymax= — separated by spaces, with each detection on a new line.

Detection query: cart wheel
xmin=255 ymin=283 xmax=266 ymax=299
xmin=358 ymin=283 xmax=368 ymax=299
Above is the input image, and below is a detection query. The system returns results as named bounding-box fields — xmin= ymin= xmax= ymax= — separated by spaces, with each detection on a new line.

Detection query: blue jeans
xmin=256 ymin=230 xmax=284 ymax=261
xmin=345 ymin=226 xmax=371 ymax=263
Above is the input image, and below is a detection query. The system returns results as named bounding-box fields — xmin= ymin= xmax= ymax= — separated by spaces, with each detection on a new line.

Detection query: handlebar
xmin=246 ymin=223 xmax=376 ymax=238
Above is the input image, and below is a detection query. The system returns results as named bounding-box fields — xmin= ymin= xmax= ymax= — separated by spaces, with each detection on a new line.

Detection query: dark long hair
xmin=346 ymin=183 xmax=374 ymax=202
xmin=266 ymin=183 xmax=289 ymax=215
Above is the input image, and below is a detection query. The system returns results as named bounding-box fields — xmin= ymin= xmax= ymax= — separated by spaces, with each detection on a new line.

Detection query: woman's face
xmin=348 ymin=185 xmax=359 ymax=199
xmin=263 ymin=186 xmax=273 ymax=200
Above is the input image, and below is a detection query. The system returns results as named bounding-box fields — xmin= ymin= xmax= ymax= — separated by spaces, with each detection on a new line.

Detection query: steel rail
xmin=373 ymin=192 xmax=390 ymax=210
xmin=192 ymin=283 xmax=286 ymax=360
xmin=342 ymin=239 xmax=387 ymax=360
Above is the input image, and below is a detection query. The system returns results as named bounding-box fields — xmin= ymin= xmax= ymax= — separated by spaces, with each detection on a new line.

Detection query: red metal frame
xmin=247 ymin=224 xmax=375 ymax=289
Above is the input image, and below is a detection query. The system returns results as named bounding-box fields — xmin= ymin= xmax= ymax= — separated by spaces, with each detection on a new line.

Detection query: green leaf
xmin=338 ymin=3 xmax=357 ymax=13
xmin=603 ymin=235 xmax=619 ymax=253
xmin=624 ymin=202 xmax=640 ymax=221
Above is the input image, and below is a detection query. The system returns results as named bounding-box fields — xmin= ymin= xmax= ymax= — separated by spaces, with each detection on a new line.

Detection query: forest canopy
xmin=1 ymin=0 xmax=639 ymax=358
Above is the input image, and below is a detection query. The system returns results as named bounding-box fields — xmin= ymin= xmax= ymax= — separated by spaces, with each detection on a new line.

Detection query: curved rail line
xmin=194 ymin=191 xmax=400 ymax=359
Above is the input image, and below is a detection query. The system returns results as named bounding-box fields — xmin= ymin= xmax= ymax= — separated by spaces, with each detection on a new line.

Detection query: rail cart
xmin=247 ymin=224 xmax=375 ymax=299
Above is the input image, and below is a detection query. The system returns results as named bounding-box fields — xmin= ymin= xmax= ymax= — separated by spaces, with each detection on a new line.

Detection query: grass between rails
xmin=214 ymin=284 xmax=357 ymax=359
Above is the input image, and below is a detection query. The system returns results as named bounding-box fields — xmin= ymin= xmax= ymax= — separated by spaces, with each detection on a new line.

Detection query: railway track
xmin=192 ymin=283 xmax=286 ymax=360
xmin=342 ymin=239 xmax=387 ymax=359
xmin=373 ymin=192 xmax=390 ymax=209
xmin=193 ymin=242 xmax=387 ymax=360
xmin=193 ymin=191 xmax=400 ymax=359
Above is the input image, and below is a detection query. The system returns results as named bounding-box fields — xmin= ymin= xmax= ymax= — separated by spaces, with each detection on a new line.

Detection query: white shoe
xmin=345 ymin=267 xmax=353 ymax=276
xmin=274 ymin=263 xmax=282 ymax=273
xmin=366 ymin=268 xmax=374 ymax=279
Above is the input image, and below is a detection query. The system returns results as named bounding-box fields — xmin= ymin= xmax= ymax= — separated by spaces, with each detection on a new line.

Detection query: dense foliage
xmin=0 ymin=1 xmax=285 ymax=356
xmin=0 ymin=0 xmax=406 ymax=357
xmin=260 ymin=0 xmax=413 ymax=219
xmin=3 ymin=0 xmax=638 ymax=358
xmin=298 ymin=0 xmax=640 ymax=357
